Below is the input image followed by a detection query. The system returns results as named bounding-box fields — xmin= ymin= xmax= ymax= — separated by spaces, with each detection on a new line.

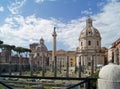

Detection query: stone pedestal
xmin=98 ymin=79 xmax=120 ymax=89
xmin=98 ymin=63 xmax=120 ymax=89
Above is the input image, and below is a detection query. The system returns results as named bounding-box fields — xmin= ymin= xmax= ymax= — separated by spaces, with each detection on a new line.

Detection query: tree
xmin=22 ymin=48 xmax=31 ymax=72
xmin=0 ymin=40 xmax=3 ymax=44
xmin=0 ymin=40 xmax=3 ymax=74
xmin=14 ymin=47 xmax=25 ymax=75
xmin=1 ymin=44 xmax=15 ymax=75
xmin=90 ymin=71 xmax=99 ymax=89
xmin=0 ymin=40 xmax=3 ymax=52
xmin=24 ymin=48 xmax=31 ymax=58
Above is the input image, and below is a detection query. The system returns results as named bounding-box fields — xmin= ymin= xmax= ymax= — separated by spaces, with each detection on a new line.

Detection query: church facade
xmin=29 ymin=39 xmax=76 ymax=72
xmin=29 ymin=18 xmax=105 ymax=74
xmin=76 ymin=18 xmax=104 ymax=74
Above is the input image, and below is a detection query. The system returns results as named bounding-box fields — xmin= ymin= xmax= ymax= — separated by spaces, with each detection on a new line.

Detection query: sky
xmin=0 ymin=0 xmax=120 ymax=51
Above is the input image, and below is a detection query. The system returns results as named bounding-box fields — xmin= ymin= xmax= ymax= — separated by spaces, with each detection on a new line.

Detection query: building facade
xmin=29 ymin=38 xmax=49 ymax=71
xmin=76 ymin=18 xmax=104 ymax=74
xmin=55 ymin=49 xmax=76 ymax=72
xmin=0 ymin=49 xmax=29 ymax=73
xmin=108 ymin=38 xmax=120 ymax=64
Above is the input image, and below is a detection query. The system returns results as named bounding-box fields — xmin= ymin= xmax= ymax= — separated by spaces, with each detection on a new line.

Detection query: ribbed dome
xmin=99 ymin=63 xmax=120 ymax=81
xmin=36 ymin=38 xmax=48 ymax=52
xmin=79 ymin=18 xmax=101 ymax=39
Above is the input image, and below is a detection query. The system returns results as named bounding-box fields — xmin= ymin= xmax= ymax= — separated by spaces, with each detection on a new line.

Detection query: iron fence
xmin=0 ymin=75 xmax=97 ymax=89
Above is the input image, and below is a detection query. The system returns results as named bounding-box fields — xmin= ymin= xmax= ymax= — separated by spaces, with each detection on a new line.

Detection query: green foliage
xmin=91 ymin=71 xmax=99 ymax=78
xmin=0 ymin=40 xmax=3 ymax=44
xmin=0 ymin=44 xmax=15 ymax=51
xmin=24 ymin=85 xmax=32 ymax=89
xmin=0 ymin=84 xmax=8 ymax=89
xmin=14 ymin=47 xmax=31 ymax=55
xmin=90 ymin=71 xmax=99 ymax=89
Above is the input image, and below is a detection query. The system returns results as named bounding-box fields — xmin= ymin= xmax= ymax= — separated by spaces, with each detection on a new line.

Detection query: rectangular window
xmin=81 ymin=42 xmax=83 ymax=46
xmin=88 ymin=41 xmax=91 ymax=45
xmin=97 ymin=41 xmax=99 ymax=46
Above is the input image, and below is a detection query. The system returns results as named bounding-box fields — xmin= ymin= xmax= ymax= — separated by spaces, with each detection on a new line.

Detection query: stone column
xmin=91 ymin=55 xmax=94 ymax=74
xmin=52 ymin=27 xmax=57 ymax=73
xmin=114 ymin=48 xmax=119 ymax=65
xmin=66 ymin=56 xmax=69 ymax=77
xmin=59 ymin=60 xmax=61 ymax=73
xmin=84 ymin=55 xmax=87 ymax=66
xmin=78 ymin=56 xmax=81 ymax=78
xmin=29 ymin=55 xmax=33 ymax=76
xmin=81 ymin=56 xmax=83 ymax=66
xmin=94 ymin=55 xmax=96 ymax=71
xmin=94 ymin=54 xmax=97 ymax=70
xmin=54 ymin=56 xmax=57 ymax=77
xmin=42 ymin=54 xmax=45 ymax=77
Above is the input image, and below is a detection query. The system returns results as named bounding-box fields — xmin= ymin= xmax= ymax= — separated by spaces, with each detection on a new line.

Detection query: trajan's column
xmin=52 ymin=27 xmax=57 ymax=76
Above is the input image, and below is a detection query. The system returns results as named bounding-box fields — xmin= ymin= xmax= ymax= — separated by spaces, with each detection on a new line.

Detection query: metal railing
xmin=0 ymin=81 xmax=13 ymax=89
xmin=0 ymin=75 xmax=97 ymax=89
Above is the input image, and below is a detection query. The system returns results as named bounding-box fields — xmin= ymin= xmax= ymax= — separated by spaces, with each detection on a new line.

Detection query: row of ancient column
xmin=78 ymin=54 xmax=103 ymax=77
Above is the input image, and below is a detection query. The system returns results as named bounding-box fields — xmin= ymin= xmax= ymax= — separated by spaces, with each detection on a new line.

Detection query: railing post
xmin=85 ymin=78 xmax=90 ymax=89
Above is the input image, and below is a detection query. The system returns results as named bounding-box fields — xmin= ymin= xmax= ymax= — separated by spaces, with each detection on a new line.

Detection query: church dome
xmin=36 ymin=38 xmax=48 ymax=52
xmin=99 ymin=63 xmax=120 ymax=81
xmin=79 ymin=18 xmax=101 ymax=39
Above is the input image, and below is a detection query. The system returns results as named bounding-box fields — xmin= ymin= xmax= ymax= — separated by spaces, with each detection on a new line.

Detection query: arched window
xmin=88 ymin=41 xmax=91 ymax=46
xmin=71 ymin=62 xmax=73 ymax=67
xmin=81 ymin=42 xmax=83 ymax=46
xmin=37 ymin=53 xmax=39 ymax=56
xmin=97 ymin=41 xmax=99 ymax=46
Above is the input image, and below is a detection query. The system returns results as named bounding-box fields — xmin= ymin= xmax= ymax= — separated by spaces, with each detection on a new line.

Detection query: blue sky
xmin=0 ymin=0 xmax=120 ymax=50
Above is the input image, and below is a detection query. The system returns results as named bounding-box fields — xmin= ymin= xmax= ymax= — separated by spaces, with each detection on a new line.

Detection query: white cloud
xmin=1 ymin=15 xmax=57 ymax=47
xmin=35 ymin=0 xmax=56 ymax=3
xmin=8 ymin=0 xmax=26 ymax=14
xmin=81 ymin=8 xmax=93 ymax=15
xmin=92 ymin=0 xmax=120 ymax=47
xmin=35 ymin=0 xmax=44 ymax=3
xmin=0 ymin=0 xmax=120 ymax=50
xmin=0 ymin=6 xmax=4 ymax=12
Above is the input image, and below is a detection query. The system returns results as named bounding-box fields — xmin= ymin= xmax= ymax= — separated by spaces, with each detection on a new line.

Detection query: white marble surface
xmin=98 ymin=79 xmax=120 ymax=89
xmin=98 ymin=63 xmax=120 ymax=89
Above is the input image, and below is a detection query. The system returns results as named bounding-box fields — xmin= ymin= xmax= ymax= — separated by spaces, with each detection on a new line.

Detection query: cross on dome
xmin=86 ymin=17 xmax=92 ymax=27
xmin=40 ymin=37 xmax=44 ymax=44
